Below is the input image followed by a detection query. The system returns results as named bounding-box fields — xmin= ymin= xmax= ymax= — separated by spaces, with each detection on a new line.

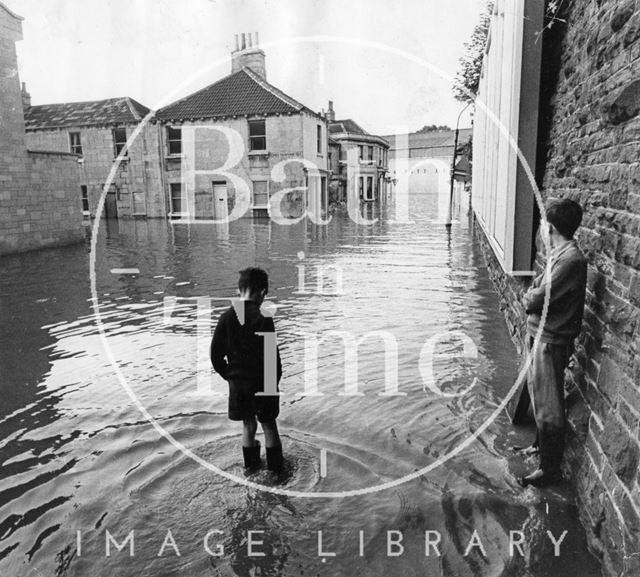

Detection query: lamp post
xmin=445 ymin=101 xmax=472 ymax=227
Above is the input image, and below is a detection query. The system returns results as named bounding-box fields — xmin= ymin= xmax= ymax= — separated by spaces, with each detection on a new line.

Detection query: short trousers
xmin=227 ymin=379 xmax=280 ymax=423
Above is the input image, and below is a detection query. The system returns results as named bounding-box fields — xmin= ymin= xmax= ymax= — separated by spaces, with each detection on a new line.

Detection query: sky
xmin=11 ymin=0 xmax=485 ymax=134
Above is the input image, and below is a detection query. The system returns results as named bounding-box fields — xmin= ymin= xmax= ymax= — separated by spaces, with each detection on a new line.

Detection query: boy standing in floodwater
xmin=210 ymin=267 xmax=283 ymax=473
xmin=518 ymin=199 xmax=588 ymax=488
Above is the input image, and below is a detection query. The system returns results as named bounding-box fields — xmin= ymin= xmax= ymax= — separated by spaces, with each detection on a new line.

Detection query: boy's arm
xmin=210 ymin=315 xmax=229 ymax=379
xmin=263 ymin=317 xmax=283 ymax=384
xmin=523 ymin=257 xmax=585 ymax=314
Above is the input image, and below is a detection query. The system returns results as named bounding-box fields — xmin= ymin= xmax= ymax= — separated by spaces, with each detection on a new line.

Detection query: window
xmin=69 ymin=132 xmax=82 ymax=155
xmin=358 ymin=145 xmax=364 ymax=161
xmin=252 ymin=180 xmax=269 ymax=207
xmin=471 ymin=0 xmax=544 ymax=274
xmin=112 ymin=127 xmax=127 ymax=157
xmin=132 ymin=191 xmax=146 ymax=215
xmin=317 ymin=125 xmax=323 ymax=154
xmin=170 ymin=183 xmax=185 ymax=213
xmin=367 ymin=146 xmax=373 ymax=162
xmin=167 ymin=126 xmax=182 ymax=155
xmin=366 ymin=176 xmax=374 ymax=200
xmin=81 ymin=185 xmax=89 ymax=213
xmin=358 ymin=177 xmax=364 ymax=199
xmin=249 ymin=119 xmax=266 ymax=151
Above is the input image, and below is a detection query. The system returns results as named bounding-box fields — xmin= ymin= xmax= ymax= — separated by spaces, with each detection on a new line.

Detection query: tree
xmin=416 ymin=124 xmax=452 ymax=133
xmin=452 ymin=1 xmax=494 ymax=103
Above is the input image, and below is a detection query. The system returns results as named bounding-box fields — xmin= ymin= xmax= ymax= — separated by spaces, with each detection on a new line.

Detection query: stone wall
xmin=0 ymin=2 xmax=84 ymax=256
xmin=473 ymin=0 xmax=640 ymax=575
xmin=0 ymin=151 xmax=85 ymax=254
xmin=26 ymin=123 xmax=165 ymax=219
xmin=160 ymin=113 xmax=327 ymax=219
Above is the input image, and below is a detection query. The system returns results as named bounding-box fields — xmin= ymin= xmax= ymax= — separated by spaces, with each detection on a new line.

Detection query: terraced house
xmin=326 ymin=101 xmax=390 ymax=206
xmin=155 ymin=32 xmax=329 ymax=221
xmin=24 ymin=97 xmax=163 ymax=219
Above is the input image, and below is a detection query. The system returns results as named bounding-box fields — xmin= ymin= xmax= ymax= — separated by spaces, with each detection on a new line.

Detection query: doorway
xmin=212 ymin=181 xmax=228 ymax=221
xmin=104 ymin=188 xmax=118 ymax=219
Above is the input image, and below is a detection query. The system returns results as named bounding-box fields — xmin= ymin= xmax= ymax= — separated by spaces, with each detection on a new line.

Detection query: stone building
xmin=155 ymin=32 xmax=329 ymax=221
xmin=384 ymin=128 xmax=472 ymax=196
xmin=471 ymin=0 xmax=640 ymax=574
xmin=326 ymin=101 xmax=390 ymax=206
xmin=24 ymin=97 xmax=164 ymax=219
xmin=0 ymin=2 xmax=84 ymax=255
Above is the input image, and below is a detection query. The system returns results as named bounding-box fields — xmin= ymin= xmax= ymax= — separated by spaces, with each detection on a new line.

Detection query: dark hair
xmin=546 ymin=198 xmax=583 ymax=239
xmin=238 ymin=267 xmax=269 ymax=295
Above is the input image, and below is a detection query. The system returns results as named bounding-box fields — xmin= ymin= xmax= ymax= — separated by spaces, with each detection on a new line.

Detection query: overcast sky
xmin=12 ymin=0 xmax=484 ymax=134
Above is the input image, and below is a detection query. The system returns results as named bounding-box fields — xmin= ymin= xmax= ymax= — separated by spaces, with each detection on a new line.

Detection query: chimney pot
xmin=230 ymin=32 xmax=267 ymax=78
xmin=326 ymin=100 xmax=335 ymax=122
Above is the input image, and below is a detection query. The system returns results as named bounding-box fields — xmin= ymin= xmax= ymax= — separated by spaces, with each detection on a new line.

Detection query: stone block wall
xmin=0 ymin=3 xmax=85 ymax=256
xmin=474 ymin=0 xmax=640 ymax=574
xmin=25 ymin=123 xmax=165 ymax=219
xmin=160 ymin=115 xmax=314 ymax=219
xmin=0 ymin=151 xmax=85 ymax=254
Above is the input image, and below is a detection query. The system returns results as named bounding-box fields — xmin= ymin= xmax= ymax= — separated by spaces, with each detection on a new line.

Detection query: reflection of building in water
xmin=384 ymin=129 xmax=472 ymax=195
xmin=326 ymin=101 xmax=390 ymax=207
xmin=0 ymin=2 xmax=84 ymax=255
xmin=155 ymin=32 xmax=329 ymax=221
xmin=24 ymin=97 xmax=163 ymax=219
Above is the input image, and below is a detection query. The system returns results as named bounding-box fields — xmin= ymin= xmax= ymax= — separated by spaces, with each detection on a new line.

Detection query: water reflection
xmin=0 ymin=196 xmax=601 ymax=576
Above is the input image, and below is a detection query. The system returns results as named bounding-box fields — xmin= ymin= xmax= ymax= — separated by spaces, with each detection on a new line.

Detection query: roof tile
xmin=24 ymin=97 xmax=151 ymax=130
xmin=156 ymin=68 xmax=311 ymax=121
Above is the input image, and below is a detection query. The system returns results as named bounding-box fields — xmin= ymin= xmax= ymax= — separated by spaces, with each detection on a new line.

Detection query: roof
xmin=156 ymin=67 xmax=314 ymax=121
xmin=329 ymin=118 xmax=369 ymax=136
xmin=384 ymin=128 xmax=472 ymax=150
xmin=0 ymin=1 xmax=23 ymax=21
xmin=24 ymin=97 xmax=151 ymax=130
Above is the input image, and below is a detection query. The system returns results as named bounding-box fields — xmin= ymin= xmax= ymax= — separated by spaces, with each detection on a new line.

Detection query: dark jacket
xmin=524 ymin=241 xmax=588 ymax=344
xmin=210 ymin=300 xmax=282 ymax=388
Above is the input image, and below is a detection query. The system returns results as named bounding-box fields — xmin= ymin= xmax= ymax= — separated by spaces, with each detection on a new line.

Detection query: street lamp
xmin=445 ymin=100 xmax=472 ymax=227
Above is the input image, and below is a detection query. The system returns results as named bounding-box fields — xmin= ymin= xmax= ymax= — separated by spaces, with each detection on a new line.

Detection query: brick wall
xmin=474 ymin=1 xmax=640 ymax=574
xmin=0 ymin=3 xmax=84 ymax=256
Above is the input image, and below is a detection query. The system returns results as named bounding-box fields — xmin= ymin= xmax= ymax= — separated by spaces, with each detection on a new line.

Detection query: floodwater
xmin=0 ymin=196 xmax=602 ymax=577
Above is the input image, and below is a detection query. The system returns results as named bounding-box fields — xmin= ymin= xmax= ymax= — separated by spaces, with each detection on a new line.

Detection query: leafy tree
xmin=416 ymin=124 xmax=452 ymax=133
xmin=452 ymin=1 xmax=494 ymax=103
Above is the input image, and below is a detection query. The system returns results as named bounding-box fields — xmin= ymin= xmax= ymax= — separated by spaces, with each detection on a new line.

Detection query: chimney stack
xmin=231 ymin=31 xmax=267 ymax=79
xmin=21 ymin=82 xmax=31 ymax=110
xmin=326 ymin=100 xmax=335 ymax=122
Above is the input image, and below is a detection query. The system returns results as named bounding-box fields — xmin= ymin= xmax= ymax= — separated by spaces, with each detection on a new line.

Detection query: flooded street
xmin=0 ymin=196 xmax=602 ymax=577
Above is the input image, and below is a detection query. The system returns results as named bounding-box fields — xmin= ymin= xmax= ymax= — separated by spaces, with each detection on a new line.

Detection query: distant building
xmin=24 ymin=97 xmax=163 ymax=219
xmin=384 ymin=128 xmax=472 ymax=196
xmin=155 ymin=32 xmax=329 ymax=221
xmin=326 ymin=101 xmax=390 ymax=206
xmin=0 ymin=2 xmax=84 ymax=255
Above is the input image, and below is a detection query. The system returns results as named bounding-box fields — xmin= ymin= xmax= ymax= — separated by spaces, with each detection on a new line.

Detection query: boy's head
xmin=546 ymin=198 xmax=583 ymax=240
xmin=238 ymin=267 xmax=269 ymax=301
